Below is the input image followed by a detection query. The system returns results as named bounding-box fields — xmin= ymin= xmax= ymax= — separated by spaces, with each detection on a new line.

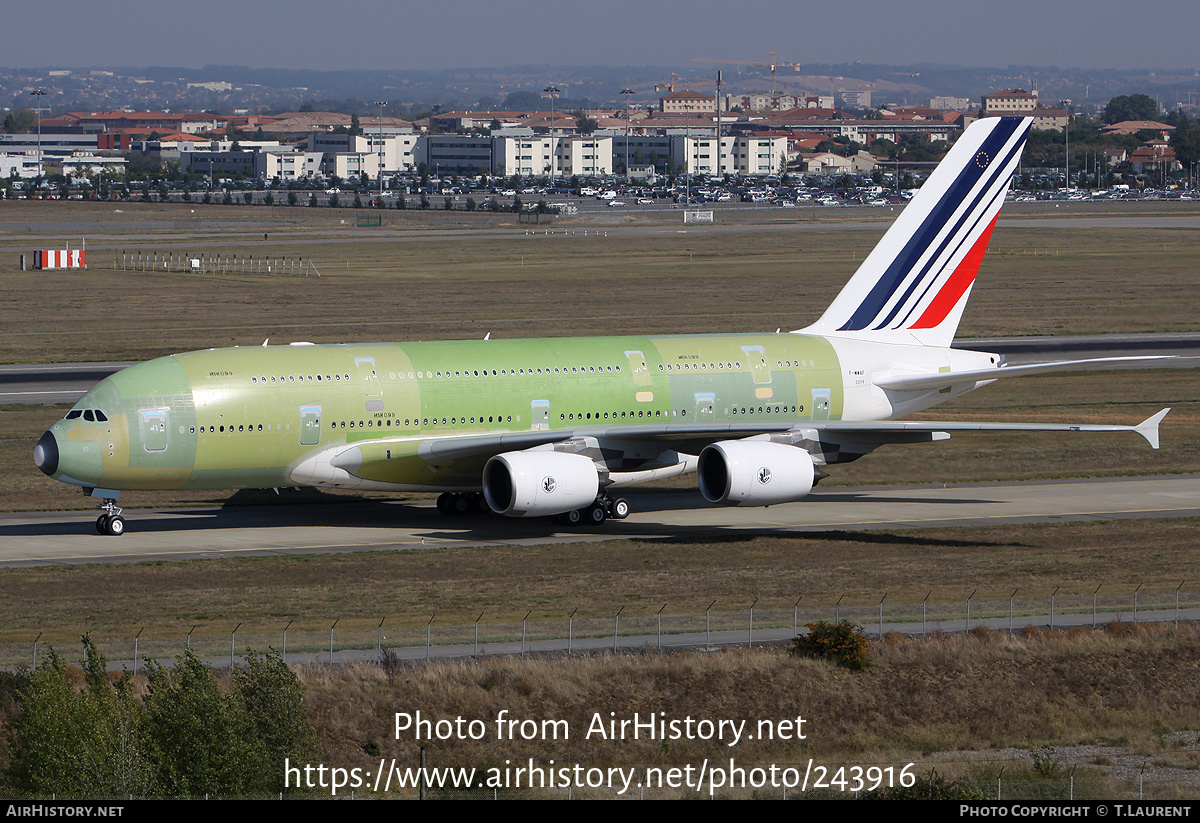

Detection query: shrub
xmin=790 ymin=621 xmax=872 ymax=670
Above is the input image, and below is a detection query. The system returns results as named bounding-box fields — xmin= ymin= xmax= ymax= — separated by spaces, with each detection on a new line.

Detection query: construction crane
xmin=888 ymin=72 xmax=921 ymax=105
xmin=692 ymin=53 xmax=802 ymax=94
xmin=652 ymin=73 xmax=720 ymax=94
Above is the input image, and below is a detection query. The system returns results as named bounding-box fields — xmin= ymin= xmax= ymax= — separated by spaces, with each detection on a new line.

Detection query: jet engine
xmin=483 ymin=451 xmax=600 ymax=517
xmin=697 ymin=440 xmax=817 ymax=506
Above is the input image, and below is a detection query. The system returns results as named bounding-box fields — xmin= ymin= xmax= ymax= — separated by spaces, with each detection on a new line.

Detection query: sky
xmin=7 ymin=0 xmax=1199 ymax=71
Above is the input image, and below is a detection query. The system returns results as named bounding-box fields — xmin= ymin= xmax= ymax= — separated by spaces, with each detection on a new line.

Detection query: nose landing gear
xmin=95 ymin=498 xmax=125 ymax=536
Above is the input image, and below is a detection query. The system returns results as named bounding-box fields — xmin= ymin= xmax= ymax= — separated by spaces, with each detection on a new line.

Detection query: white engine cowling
xmin=698 ymin=440 xmax=817 ymax=507
xmin=483 ymin=451 xmax=599 ymax=517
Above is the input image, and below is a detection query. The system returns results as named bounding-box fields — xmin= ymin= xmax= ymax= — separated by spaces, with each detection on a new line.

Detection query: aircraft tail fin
xmin=798 ymin=116 xmax=1032 ymax=348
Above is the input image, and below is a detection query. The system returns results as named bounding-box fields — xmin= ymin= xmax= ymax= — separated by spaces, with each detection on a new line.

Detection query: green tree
xmin=7 ymin=636 xmax=155 ymax=797
xmin=1169 ymin=114 xmax=1200 ymax=169
xmin=1103 ymin=94 xmax=1158 ymax=124
xmin=3 ymin=108 xmax=36 ymax=134
xmin=575 ymin=111 xmax=599 ymax=134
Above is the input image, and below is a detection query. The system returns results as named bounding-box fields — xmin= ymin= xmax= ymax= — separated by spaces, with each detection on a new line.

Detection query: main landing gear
xmin=434 ymin=492 xmax=631 ymax=526
xmin=95 ymin=498 xmax=125 ymax=536
xmin=551 ymin=495 xmax=631 ymax=527
xmin=436 ymin=492 xmax=489 ymax=516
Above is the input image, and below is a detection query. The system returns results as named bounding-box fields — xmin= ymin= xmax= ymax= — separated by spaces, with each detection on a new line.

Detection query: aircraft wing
xmin=874 ymin=356 xmax=1179 ymax=393
xmin=311 ymin=408 xmax=1170 ymax=488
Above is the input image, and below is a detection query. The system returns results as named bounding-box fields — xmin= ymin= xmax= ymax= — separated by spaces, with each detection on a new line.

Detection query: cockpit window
xmin=66 ymin=409 xmax=109 ymax=422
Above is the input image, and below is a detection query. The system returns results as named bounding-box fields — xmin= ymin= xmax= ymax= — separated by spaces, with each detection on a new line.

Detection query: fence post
xmin=231 ymin=622 xmax=242 ymax=669
xmin=426 ymin=614 xmax=435 ymax=660
xmin=614 ymin=606 xmax=623 ymax=652
xmin=748 ymin=598 xmax=758 ymax=648
xmin=329 ymin=618 xmax=339 ymax=664
xmin=878 ymin=593 xmax=887 ymax=639
xmin=283 ymin=620 xmax=292 ymax=663
xmin=522 ymin=610 xmax=532 ymax=657
xmin=1176 ymin=582 xmax=1185 ymax=628
xmin=134 ymin=627 xmax=143 ymax=675
xmin=967 ymin=589 xmax=976 ymax=632
xmin=1010 ymin=588 xmax=1019 ymax=634
xmin=657 ymin=603 xmax=666 ymax=651
xmin=1093 ymin=584 xmax=1102 ymax=629
xmin=794 ymin=596 xmax=802 ymax=638
xmin=705 ymin=600 xmax=716 ymax=651
xmin=923 ymin=591 xmax=931 ymax=638
xmin=474 ymin=612 xmax=484 ymax=657
xmin=377 ymin=617 xmax=386 ymax=661
xmin=1050 ymin=586 xmax=1059 ymax=630
xmin=1134 ymin=583 xmax=1143 ymax=623
xmin=33 ymin=632 xmax=41 ymax=673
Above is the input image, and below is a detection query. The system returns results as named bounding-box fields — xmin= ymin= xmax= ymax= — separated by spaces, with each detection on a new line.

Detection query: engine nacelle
xmin=483 ymin=451 xmax=599 ymax=517
xmin=698 ymin=440 xmax=817 ymax=507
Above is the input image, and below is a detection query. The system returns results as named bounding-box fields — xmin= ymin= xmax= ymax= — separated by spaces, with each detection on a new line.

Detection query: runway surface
xmin=2 ymin=474 xmax=1197 ymax=568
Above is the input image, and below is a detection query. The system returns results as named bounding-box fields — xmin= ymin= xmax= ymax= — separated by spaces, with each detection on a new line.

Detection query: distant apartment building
xmin=838 ymin=89 xmax=872 ymax=109
xmin=725 ymin=93 xmax=833 ymax=112
xmin=929 ymin=96 xmax=972 ymax=111
xmin=493 ymin=132 xmax=557 ymax=176
xmin=670 ymin=135 xmax=788 ymax=175
xmin=660 ymin=90 xmax=716 ymax=113
xmin=307 ymin=132 xmax=418 ymax=174
xmin=981 ymin=89 xmax=1038 ymax=115
xmin=555 ymin=135 xmax=613 ymax=176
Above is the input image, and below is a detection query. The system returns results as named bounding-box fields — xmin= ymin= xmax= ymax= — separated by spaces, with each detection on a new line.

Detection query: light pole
xmin=620 ymin=88 xmax=633 ymax=181
xmin=373 ymin=100 xmax=387 ymax=203
xmin=543 ymin=85 xmax=560 ymax=178
xmin=30 ymin=90 xmax=46 ymax=182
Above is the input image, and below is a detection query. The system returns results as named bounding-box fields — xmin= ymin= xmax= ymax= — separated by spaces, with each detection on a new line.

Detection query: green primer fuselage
xmin=50 ymin=332 xmax=843 ymax=493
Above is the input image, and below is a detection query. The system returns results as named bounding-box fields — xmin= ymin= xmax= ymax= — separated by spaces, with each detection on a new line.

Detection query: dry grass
xmin=0 ymin=200 xmax=1197 ymax=363
xmin=3 ymin=516 xmax=1199 ymax=658
xmin=300 ymin=624 xmax=1200 ymax=791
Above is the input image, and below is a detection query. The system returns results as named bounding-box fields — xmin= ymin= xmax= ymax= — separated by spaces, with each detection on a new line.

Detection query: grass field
xmin=300 ymin=626 xmax=1200 ymax=798
xmin=0 ymin=200 xmax=1198 ymax=363
xmin=2 ymin=516 xmax=1197 ymax=661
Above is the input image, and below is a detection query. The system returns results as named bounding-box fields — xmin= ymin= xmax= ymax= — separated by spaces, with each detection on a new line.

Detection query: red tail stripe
xmin=910 ymin=214 xmax=998 ymax=330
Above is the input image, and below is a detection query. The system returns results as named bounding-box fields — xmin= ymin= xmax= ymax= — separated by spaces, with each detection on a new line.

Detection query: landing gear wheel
xmin=610 ymin=498 xmax=630 ymax=520
xmin=586 ymin=503 xmax=607 ymax=525
xmin=563 ymin=508 xmax=583 ymax=526
xmin=452 ymin=494 xmax=472 ymax=515
xmin=105 ymin=515 xmax=125 ymax=536
xmin=96 ymin=514 xmax=110 ymax=534
xmin=436 ymin=493 xmax=453 ymax=515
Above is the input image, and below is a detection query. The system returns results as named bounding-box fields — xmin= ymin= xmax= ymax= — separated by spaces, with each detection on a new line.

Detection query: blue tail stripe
xmin=837 ymin=117 xmax=1023 ymax=332
xmin=875 ymin=131 xmax=1027 ymax=330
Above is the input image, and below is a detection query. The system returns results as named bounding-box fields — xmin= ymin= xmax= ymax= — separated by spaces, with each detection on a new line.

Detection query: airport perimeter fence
xmin=5 ymin=582 xmax=1199 ymax=673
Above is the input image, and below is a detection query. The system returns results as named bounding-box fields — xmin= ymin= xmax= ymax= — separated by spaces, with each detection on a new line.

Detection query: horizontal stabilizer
xmin=874 ymin=356 xmax=1179 ymax=393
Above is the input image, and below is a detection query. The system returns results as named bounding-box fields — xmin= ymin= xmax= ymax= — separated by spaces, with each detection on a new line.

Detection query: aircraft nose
xmin=34 ymin=430 xmax=59 ymax=476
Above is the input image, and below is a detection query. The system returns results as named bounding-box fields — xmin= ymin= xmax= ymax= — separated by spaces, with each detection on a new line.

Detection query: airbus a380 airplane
xmin=35 ymin=116 xmax=1171 ymax=536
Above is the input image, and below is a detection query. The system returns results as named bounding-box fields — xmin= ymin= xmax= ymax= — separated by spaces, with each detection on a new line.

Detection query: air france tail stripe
xmin=910 ymin=213 xmax=998 ymax=329
xmin=836 ymin=117 xmax=1022 ymax=332
xmin=874 ymin=133 xmax=1025 ymax=330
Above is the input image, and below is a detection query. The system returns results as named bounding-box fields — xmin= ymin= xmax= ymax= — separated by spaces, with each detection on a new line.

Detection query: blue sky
xmin=9 ymin=0 xmax=1198 ymax=71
